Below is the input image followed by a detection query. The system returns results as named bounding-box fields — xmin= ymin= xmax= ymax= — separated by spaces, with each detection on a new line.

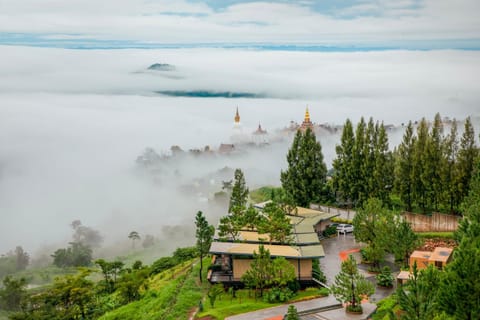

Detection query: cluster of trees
xmin=218 ymin=169 xmax=292 ymax=244
xmin=394 ymin=115 xmax=478 ymax=213
xmin=0 ymin=247 xmax=29 ymax=279
xmin=277 ymin=114 xmax=478 ymax=215
xmin=0 ymin=246 xmax=199 ymax=319
xmin=333 ymin=117 xmax=393 ymax=207
xmin=51 ymin=241 xmax=93 ymax=268
xmin=333 ymin=114 xmax=478 ymax=213
xmin=50 ymin=220 xmax=102 ymax=268
xmin=353 ymin=198 xmax=419 ymax=270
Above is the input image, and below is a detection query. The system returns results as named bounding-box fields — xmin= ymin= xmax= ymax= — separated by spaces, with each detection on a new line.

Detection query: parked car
xmin=336 ymin=224 xmax=354 ymax=233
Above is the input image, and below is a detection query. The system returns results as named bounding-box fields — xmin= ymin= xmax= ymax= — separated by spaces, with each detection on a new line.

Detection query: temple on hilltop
xmin=252 ymin=123 xmax=268 ymax=145
xmin=299 ymin=107 xmax=314 ymax=132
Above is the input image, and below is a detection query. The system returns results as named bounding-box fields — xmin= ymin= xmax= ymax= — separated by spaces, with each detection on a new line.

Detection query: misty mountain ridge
xmin=147 ymin=63 xmax=175 ymax=71
xmin=156 ymin=90 xmax=264 ymax=98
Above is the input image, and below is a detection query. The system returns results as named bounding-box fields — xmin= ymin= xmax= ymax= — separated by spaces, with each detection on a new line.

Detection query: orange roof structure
xmin=429 ymin=247 xmax=453 ymax=263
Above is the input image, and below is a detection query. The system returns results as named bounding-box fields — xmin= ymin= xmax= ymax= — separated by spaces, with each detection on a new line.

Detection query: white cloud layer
xmin=0 ymin=0 xmax=479 ymax=43
xmin=0 ymin=45 xmax=479 ymax=256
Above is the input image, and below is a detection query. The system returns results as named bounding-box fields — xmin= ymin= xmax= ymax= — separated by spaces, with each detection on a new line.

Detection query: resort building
xmin=397 ymin=247 xmax=454 ymax=284
xmin=207 ymin=205 xmax=338 ymax=287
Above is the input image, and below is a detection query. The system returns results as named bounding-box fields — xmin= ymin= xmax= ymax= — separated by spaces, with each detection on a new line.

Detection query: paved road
xmin=225 ymin=295 xmax=340 ymax=320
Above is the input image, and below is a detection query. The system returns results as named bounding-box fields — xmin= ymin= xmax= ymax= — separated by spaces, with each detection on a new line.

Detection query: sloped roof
xmin=295 ymin=232 xmax=321 ymax=245
xmin=430 ymin=247 xmax=453 ymax=263
xmin=209 ymin=242 xmax=325 ymax=259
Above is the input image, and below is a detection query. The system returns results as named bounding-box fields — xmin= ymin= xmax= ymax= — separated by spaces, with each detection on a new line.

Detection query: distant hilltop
xmin=147 ymin=63 xmax=175 ymax=71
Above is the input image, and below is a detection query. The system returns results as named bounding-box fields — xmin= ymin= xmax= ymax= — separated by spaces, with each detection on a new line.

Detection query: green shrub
xmin=331 ymin=217 xmax=353 ymax=224
xmin=312 ymin=259 xmax=327 ymax=283
xmin=172 ymin=247 xmax=197 ymax=261
xmin=372 ymin=294 xmax=398 ymax=320
xmin=360 ymin=247 xmax=371 ymax=263
xmin=322 ymin=225 xmax=337 ymax=237
xmin=150 ymin=257 xmax=176 ymax=275
xmin=376 ymin=267 xmax=394 ymax=287
xmin=318 ymin=287 xmax=330 ymax=296
xmin=263 ymin=287 xmax=294 ymax=303
xmin=346 ymin=304 xmax=363 ymax=313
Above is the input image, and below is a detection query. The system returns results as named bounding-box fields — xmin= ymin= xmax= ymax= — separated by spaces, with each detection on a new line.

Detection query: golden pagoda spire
xmin=234 ymin=107 xmax=240 ymax=123
xmin=300 ymin=105 xmax=313 ymax=132
xmin=304 ymin=106 xmax=310 ymax=123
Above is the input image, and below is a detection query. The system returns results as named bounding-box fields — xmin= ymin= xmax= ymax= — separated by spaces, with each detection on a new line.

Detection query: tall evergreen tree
xmin=195 ymin=211 xmax=214 ymax=283
xmin=456 ymin=117 xmax=478 ymax=210
xmin=333 ymin=119 xmax=355 ymax=206
xmin=281 ymin=127 xmax=327 ymax=207
xmin=397 ymin=263 xmax=441 ymax=320
xmin=442 ymin=120 xmax=459 ymax=212
xmin=395 ymin=121 xmax=416 ymax=211
xmin=413 ymin=118 xmax=429 ymax=212
xmin=363 ymin=118 xmax=377 ymax=200
xmin=373 ymin=122 xmax=393 ymax=205
xmin=425 ymin=113 xmax=444 ymax=211
xmin=229 ymin=169 xmax=249 ymax=213
xmin=352 ymin=117 xmax=367 ymax=206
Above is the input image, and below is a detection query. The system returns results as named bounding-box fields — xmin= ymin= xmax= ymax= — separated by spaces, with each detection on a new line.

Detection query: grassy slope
xmin=99 ymin=258 xmax=209 ymax=320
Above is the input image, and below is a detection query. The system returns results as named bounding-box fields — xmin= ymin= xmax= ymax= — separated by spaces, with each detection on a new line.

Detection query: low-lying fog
xmin=0 ymin=45 xmax=479 ymax=259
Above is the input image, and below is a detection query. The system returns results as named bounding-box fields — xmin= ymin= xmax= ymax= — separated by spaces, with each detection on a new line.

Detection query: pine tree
xmin=352 ymin=117 xmax=367 ymax=206
xmin=390 ymin=219 xmax=419 ymax=268
xmin=333 ymin=119 xmax=356 ymax=207
xmin=442 ymin=120 xmax=459 ymax=212
xmin=413 ymin=118 xmax=429 ymax=212
xmin=241 ymin=245 xmax=271 ymax=297
xmin=456 ymin=117 xmax=478 ymax=209
xmin=426 ymin=113 xmax=444 ymax=211
xmin=395 ymin=121 xmax=416 ymax=211
xmin=195 ymin=211 xmax=214 ymax=283
xmin=363 ymin=118 xmax=377 ymax=199
xmin=258 ymin=202 xmax=293 ymax=244
xmin=285 ymin=305 xmax=300 ymax=320
xmin=229 ymin=168 xmax=249 ymax=213
xmin=218 ymin=214 xmax=241 ymax=241
xmin=281 ymin=127 xmax=327 ymax=207
xmin=397 ymin=263 xmax=441 ymax=319
xmin=330 ymin=255 xmax=374 ymax=313
xmin=373 ymin=122 xmax=393 ymax=205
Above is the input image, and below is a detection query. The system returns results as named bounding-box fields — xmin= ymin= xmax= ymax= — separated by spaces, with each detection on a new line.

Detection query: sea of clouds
xmin=0 ymin=45 xmax=479 ymax=256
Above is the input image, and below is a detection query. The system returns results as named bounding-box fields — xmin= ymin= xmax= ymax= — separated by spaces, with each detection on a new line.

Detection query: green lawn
xmin=416 ymin=232 xmax=454 ymax=239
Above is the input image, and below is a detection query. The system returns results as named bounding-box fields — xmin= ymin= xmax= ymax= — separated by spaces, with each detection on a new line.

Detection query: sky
xmin=0 ymin=0 xmax=479 ymax=49
xmin=0 ymin=1 xmax=479 ymax=257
